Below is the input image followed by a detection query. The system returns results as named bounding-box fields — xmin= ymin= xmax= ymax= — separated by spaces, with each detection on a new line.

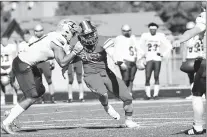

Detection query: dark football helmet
xmin=78 ymin=20 xmax=98 ymax=52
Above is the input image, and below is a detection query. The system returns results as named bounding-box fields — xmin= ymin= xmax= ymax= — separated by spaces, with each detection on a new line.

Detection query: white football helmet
xmin=57 ymin=19 xmax=81 ymax=42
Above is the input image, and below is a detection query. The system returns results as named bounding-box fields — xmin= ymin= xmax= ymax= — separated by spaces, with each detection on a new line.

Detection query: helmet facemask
xmin=78 ymin=20 xmax=98 ymax=52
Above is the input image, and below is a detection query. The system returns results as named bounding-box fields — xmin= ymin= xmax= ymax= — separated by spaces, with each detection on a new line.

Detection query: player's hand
xmin=50 ymin=61 xmax=55 ymax=70
xmin=172 ymin=40 xmax=181 ymax=49
xmin=120 ymin=62 xmax=128 ymax=71
xmin=61 ymin=65 xmax=68 ymax=79
xmin=72 ymin=42 xmax=83 ymax=55
xmin=157 ymin=53 xmax=163 ymax=57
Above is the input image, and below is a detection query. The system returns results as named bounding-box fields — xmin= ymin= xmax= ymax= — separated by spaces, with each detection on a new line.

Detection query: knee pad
xmin=46 ymin=77 xmax=52 ymax=85
xmin=99 ymin=93 xmax=108 ymax=106
xmin=69 ymin=79 xmax=74 ymax=84
xmin=29 ymin=85 xmax=45 ymax=98
xmin=154 ymin=79 xmax=159 ymax=85
xmin=76 ymin=73 xmax=82 ymax=84
xmin=123 ymin=99 xmax=133 ymax=116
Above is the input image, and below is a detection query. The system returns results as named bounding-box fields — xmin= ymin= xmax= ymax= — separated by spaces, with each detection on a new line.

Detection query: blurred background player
xmin=18 ymin=29 xmax=31 ymax=53
xmin=113 ymin=24 xmax=138 ymax=96
xmin=139 ymin=22 xmax=172 ymax=100
xmin=1 ymin=37 xmax=19 ymax=105
xmin=181 ymin=22 xmax=204 ymax=100
xmin=173 ymin=2 xmax=206 ymax=135
xmin=67 ymin=37 xmax=84 ymax=103
xmin=29 ymin=24 xmax=56 ymax=103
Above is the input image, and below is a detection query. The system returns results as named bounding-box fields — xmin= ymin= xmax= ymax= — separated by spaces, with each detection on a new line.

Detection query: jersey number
xmin=188 ymin=42 xmax=203 ymax=53
xmin=1 ymin=55 xmax=9 ymax=62
xmin=129 ymin=46 xmax=135 ymax=56
xmin=148 ymin=43 xmax=158 ymax=52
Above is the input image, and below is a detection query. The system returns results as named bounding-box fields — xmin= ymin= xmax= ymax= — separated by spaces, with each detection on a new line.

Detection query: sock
xmin=13 ymin=95 xmax=18 ymax=105
xmin=192 ymin=96 xmax=204 ymax=131
xmin=145 ymin=86 xmax=151 ymax=97
xmin=190 ymin=83 xmax=194 ymax=90
xmin=3 ymin=103 xmax=25 ymax=125
xmin=78 ymin=83 xmax=84 ymax=99
xmin=1 ymin=95 xmax=5 ymax=105
xmin=153 ymin=85 xmax=159 ymax=97
xmin=48 ymin=84 xmax=55 ymax=96
xmin=68 ymin=84 xmax=73 ymax=99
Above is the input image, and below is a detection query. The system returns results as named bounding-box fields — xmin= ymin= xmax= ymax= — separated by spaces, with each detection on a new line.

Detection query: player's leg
xmin=145 ymin=60 xmax=153 ymax=99
xmin=74 ymin=61 xmax=84 ymax=101
xmin=9 ymin=71 xmax=18 ymax=105
xmin=0 ymin=80 xmax=6 ymax=105
xmin=37 ymin=63 xmax=45 ymax=103
xmin=153 ymin=61 xmax=161 ymax=99
xmin=128 ymin=63 xmax=137 ymax=96
xmin=68 ymin=64 xmax=74 ymax=102
xmin=41 ymin=62 xmax=55 ymax=103
xmin=119 ymin=62 xmax=130 ymax=87
xmin=2 ymin=57 xmax=45 ymax=134
xmin=186 ymin=59 xmax=206 ymax=135
xmin=105 ymin=69 xmax=138 ymax=128
xmin=84 ymin=73 xmax=120 ymax=120
xmin=185 ymin=72 xmax=195 ymax=99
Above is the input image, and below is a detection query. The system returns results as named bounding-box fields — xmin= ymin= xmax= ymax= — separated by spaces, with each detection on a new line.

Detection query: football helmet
xmin=57 ymin=19 xmax=81 ymax=42
xmin=78 ymin=20 xmax=98 ymax=51
xmin=136 ymin=57 xmax=146 ymax=70
xmin=34 ymin=24 xmax=44 ymax=38
xmin=121 ymin=24 xmax=132 ymax=37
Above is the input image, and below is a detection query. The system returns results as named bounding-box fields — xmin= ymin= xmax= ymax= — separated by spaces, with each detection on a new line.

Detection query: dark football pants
xmin=12 ymin=57 xmax=45 ymax=98
xmin=145 ymin=60 xmax=161 ymax=86
xmin=192 ymin=59 xmax=206 ymax=96
xmin=84 ymin=69 xmax=133 ymax=102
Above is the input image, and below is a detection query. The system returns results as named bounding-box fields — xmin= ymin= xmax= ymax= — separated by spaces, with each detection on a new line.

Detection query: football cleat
xmin=1 ymin=123 xmax=16 ymax=135
xmin=104 ymin=105 xmax=120 ymax=120
xmin=125 ymin=120 xmax=139 ymax=128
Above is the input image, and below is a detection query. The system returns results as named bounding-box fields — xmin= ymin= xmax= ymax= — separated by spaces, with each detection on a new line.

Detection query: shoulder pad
xmin=51 ymin=33 xmax=67 ymax=48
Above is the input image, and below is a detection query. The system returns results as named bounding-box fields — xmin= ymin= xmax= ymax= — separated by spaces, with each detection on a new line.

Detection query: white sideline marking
xmin=1 ymin=103 xmax=193 ymax=118
xmin=1 ymin=99 xmax=193 ymax=109
xmin=17 ymin=117 xmax=194 ymax=125
xmin=1 ymin=103 xmax=192 ymax=118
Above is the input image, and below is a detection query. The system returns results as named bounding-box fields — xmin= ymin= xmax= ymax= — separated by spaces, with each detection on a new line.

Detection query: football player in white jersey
xmin=1 ymin=19 xmax=83 ymax=134
xmin=29 ymin=24 xmax=56 ymax=104
xmin=1 ymin=37 xmax=19 ymax=105
xmin=173 ymin=2 xmax=206 ymax=135
xmin=139 ymin=22 xmax=172 ymax=100
xmin=181 ymin=22 xmax=204 ymax=100
xmin=113 ymin=24 xmax=138 ymax=95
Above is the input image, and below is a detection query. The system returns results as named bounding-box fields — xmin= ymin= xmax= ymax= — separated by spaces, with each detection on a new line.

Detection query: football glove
xmin=136 ymin=57 xmax=146 ymax=70
xmin=72 ymin=42 xmax=83 ymax=55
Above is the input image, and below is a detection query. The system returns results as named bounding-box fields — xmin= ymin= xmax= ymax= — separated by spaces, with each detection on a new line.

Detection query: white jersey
xmin=18 ymin=32 xmax=68 ymax=66
xmin=18 ymin=41 xmax=29 ymax=53
xmin=185 ymin=35 xmax=203 ymax=59
xmin=139 ymin=32 xmax=172 ymax=62
xmin=1 ymin=43 xmax=17 ymax=74
xmin=113 ymin=35 xmax=137 ymax=62
xmin=195 ymin=11 xmax=206 ymax=59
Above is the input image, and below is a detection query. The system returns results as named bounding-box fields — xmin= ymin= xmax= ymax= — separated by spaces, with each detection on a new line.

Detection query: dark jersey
xmin=77 ymin=36 xmax=110 ymax=76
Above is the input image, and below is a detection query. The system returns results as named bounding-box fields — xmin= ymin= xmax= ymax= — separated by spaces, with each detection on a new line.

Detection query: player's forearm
xmin=59 ymin=52 xmax=76 ymax=67
xmin=179 ymin=27 xmax=203 ymax=44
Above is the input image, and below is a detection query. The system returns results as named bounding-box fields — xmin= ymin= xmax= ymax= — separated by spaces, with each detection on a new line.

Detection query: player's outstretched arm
xmin=51 ymin=41 xmax=77 ymax=68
